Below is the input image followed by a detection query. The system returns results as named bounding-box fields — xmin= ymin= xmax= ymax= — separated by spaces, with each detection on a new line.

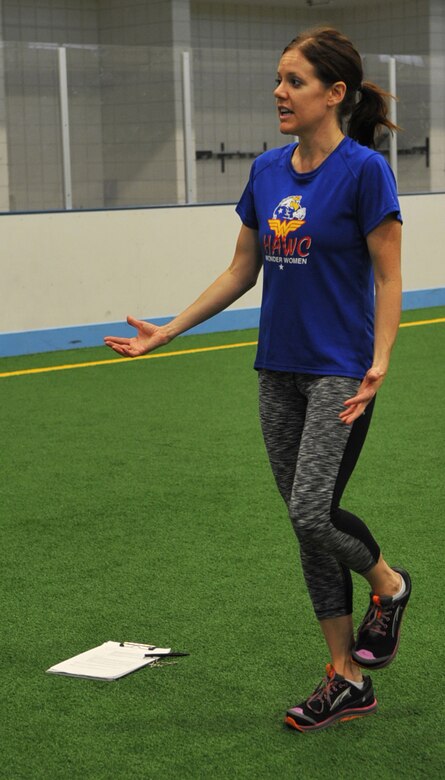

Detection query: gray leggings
xmin=258 ymin=370 xmax=380 ymax=620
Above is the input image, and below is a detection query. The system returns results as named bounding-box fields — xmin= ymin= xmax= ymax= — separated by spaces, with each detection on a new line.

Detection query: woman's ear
xmin=328 ymin=81 xmax=347 ymax=106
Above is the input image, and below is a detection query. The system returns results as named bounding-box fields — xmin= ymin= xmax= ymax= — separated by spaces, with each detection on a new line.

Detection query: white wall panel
xmin=0 ymin=194 xmax=443 ymax=335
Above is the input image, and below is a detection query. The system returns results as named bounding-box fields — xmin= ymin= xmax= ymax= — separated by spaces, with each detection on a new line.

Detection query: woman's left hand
xmin=339 ymin=367 xmax=386 ymax=425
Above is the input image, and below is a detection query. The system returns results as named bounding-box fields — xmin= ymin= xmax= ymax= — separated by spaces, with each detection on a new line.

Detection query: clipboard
xmin=46 ymin=641 xmax=180 ymax=681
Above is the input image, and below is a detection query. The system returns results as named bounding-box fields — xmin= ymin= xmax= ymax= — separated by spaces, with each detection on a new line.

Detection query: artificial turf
xmin=1 ymin=307 xmax=444 ymax=779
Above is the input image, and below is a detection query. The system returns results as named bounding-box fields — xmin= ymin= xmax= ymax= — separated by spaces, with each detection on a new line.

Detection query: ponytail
xmin=347 ymin=81 xmax=401 ymax=149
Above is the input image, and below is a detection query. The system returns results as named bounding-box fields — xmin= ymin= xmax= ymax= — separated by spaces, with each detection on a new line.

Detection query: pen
xmin=144 ymin=651 xmax=189 ymax=658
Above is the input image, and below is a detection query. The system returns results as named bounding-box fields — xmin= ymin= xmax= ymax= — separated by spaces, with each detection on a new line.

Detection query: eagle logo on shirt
xmin=268 ymin=196 xmax=306 ymax=237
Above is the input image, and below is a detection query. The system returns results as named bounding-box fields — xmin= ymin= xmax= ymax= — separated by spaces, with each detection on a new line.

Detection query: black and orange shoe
xmin=352 ymin=567 xmax=412 ymax=670
xmin=284 ymin=664 xmax=377 ymax=733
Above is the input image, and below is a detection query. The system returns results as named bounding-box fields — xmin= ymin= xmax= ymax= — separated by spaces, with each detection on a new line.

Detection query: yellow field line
xmin=0 ymin=317 xmax=443 ymax=379
xmin=399 ymin=317 xmax=445 ymax=328
xmin=0 ymin=340 xmax=259 ymax=378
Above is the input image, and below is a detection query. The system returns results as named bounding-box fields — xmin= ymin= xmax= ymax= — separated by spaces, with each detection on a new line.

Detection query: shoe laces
xmin=363 ymin=594 xmax=392 ymax=636
xmin=307 ymin=664 xmax=344 ymax=713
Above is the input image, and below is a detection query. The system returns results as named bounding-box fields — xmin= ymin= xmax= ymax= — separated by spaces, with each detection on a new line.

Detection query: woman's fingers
xmin=339 ymin=403 xmax=366 ymax=424
xmin=103 ymin=336 xmax=131 ymax=347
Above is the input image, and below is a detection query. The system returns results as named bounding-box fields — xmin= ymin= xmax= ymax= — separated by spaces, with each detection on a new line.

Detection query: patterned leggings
xmin=258 ymin=370 xmax=380 ymax=620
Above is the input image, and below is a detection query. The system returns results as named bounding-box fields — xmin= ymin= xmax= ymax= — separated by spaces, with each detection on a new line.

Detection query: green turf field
xmin=1 ymin=307 xmax=444 ymax=779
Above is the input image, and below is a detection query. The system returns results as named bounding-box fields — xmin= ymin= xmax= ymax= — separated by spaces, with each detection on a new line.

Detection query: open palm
xmin=339 ymin=366 xmax=386 ymax=425
xmin=104 ymin=315 xmax=170 ymax=357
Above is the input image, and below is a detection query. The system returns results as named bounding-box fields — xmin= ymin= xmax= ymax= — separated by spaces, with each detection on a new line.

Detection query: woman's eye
xmin=274 ymin=77 xmax=302 ymax=88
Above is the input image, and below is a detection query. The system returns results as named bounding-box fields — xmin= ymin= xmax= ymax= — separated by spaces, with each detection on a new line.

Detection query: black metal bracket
xmin=196 ymin=142 xmax=268 ymax=172
xmin=378 ymin=136 xmax=430 ymax=168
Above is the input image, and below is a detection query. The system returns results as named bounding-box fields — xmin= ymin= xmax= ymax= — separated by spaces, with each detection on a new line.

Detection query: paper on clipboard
xmin=46 ymin=641 xmax=171 ymax=681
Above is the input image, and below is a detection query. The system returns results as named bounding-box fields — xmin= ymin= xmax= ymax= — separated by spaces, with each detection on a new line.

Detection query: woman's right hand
xmin=104 ymin=315 xmax=171 ymax=357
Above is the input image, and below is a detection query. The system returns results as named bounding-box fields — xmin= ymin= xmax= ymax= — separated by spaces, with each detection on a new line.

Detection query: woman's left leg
xmin=289 ymin=375 xmax=410 ymax=675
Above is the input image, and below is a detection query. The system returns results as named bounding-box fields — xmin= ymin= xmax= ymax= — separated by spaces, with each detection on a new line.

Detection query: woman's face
xmin=274 ymin=48 xmax=336 ymax=136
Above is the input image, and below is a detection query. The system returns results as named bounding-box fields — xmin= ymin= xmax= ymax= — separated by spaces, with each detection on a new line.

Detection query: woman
xmin=105 ymin=27 xmax=411 ymax=733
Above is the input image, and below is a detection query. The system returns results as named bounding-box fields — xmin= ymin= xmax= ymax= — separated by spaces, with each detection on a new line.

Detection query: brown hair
xmin=283 ymin=27 xmax=400 ymax=148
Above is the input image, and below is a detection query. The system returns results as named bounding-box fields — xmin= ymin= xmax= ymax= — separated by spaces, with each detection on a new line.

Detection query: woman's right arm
xmin=104 ymin=224 xmax=262 ymax=357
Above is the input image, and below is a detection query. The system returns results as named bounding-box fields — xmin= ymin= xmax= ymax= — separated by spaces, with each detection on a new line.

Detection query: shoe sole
xmin=352 ymin=567 xmax=411 ymax=670
xmin=284 ymin=699 xmax=378 ymax=732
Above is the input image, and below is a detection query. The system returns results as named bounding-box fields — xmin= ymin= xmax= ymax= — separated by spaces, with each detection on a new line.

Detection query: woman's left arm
xmin=339 ymin=215 xmax=402 ymax=424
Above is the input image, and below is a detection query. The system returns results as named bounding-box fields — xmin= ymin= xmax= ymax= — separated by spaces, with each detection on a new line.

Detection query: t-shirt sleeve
xmin=235 ymin=162 xmax=259 ymax=230
xmin=357 ymin=153 xmax=402 ymax=237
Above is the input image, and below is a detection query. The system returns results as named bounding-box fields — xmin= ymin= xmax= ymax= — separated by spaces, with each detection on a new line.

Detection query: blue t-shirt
xmin=236 ymin=136 xmax=402 ymax=379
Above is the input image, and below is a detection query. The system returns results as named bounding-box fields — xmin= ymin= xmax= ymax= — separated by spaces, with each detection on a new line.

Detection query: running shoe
xmin=352 ymin=567 xmax=412 ymax=670
xmin=284 ymin=664 xmax=377 ymax=732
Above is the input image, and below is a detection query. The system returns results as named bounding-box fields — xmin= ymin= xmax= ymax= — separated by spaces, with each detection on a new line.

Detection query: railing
xmin=0 ymin=44 xmax=442 ymax=213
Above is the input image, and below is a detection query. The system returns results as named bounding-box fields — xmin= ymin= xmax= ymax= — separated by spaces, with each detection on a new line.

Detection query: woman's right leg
xmin=258 ymin=369 xmax=357 ymax=620
xmin=258 ymin=369 xmax=306 ymax=508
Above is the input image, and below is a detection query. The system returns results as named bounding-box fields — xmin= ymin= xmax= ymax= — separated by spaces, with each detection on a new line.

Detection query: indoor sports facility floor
xmin=1 ymin=306 xmax=444 ymax=779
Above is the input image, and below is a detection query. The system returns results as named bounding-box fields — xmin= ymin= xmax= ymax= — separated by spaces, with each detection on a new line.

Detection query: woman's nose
xmin=274 ymin=82 xmax=287 ymax=98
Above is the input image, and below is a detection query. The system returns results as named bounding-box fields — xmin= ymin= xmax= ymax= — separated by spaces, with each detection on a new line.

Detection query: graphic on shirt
xmin=264 ymin=195 xmax=311 ymax=267
xmin=268 ymin=195 xmax=306 ymax=237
